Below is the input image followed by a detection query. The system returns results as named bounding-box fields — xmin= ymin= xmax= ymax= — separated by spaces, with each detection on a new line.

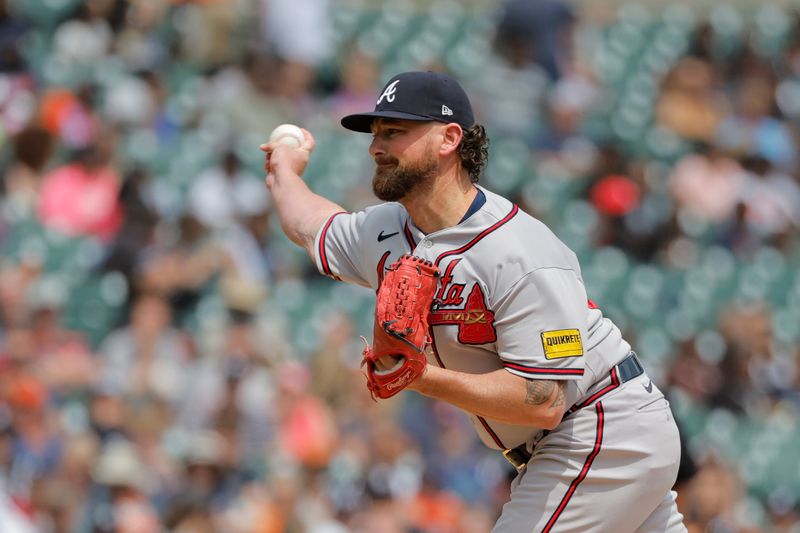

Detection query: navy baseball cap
xmin=341 ymin=71 xmax=475 ymax=133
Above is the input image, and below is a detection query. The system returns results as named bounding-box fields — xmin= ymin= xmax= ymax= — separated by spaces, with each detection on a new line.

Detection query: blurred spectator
xmin=716 ymin=77 xmax=797 ymax=170
xmin=718 ymin=303 xmax=797 ymax=406
xmin=88 ymin=387 xmax=127 ymax=443
xmin=28 ymin=432 xmax=98 ymax=531
xmin=310 ymin=310 xmax=364 ymax=409
xmin=668 ymin=142 xmax=746 ymax=224
xmin=0 ymin=0 xmax=26 ymax=74
xmin=205 ymin=52 xmax=297 ymax=138
xmin=97 ymin=166 xmax=161 ymax=295
xmin=668 ymin=337 xmax=727 ymax=409
xmin=172 ymin=312 xmax=279 ymax=470
xmin=495 ymin=0 xmax=576 ymax=81
xmin=406 ymin=476 xmax=466 ymax=532
xmin=590 ymin=174 xmax=641 ymax=219
xmin=26 ymin=304 xmax=95 ymax=398
xmin=51 ymin=2 xmax=113 ymax=66
xmin=716 ymin=201 xmax=762 ymax=257
xmin=187 ymin=151 xmax=268 ymax=231
xmin=656 ymin=57 xmax=730 ymax=142
xmin=724 ymin=40 xmax=777 ymax=88
xmin=738 ymin=155 xmax=800 ymax=242
xmin=468 ymin=24 xmax=550 ymax=144
xmin=37 ymin=143 xmax=123 ymax=242
xmin=589 ymin=156 xmax=676 ymax=262
xmin=0 ymin=71 xmax=35 ymax=140
xmin=0 ymin=261 xmax=41 ymax=328
xmin=93 ymin=0 xmax=129 ymax=34
xmin=113 ymin=2 xmax=171 ymax=71
xmin=165 ymin=430 xmax=231 ymax=516
xmin=183 ymin=150 xmax=273 ymax=313
xmin=276 ymin=360 xmax=338 ymax=471
xmin=137 ymin=70 xmax=182 ymax=144
xmin=135 ymin=214 xmax=228 ymax=319
xmin=669 ymin=302 xmax=794 ymax=416
xmin=215 ymin=481 xmax=285 ymax=533
xmin=2 ymin=125 xmax=55 ymax=217
xmin=325 ymin=48 xmax=380 ymax=123
xmin=38 ymin=84 xmax=101 ymax=149
xmin=217 ymin=210 xmax=275 ymax=315
xmin=348 ymin=499 xmax=412 ymax=533
xmin=587 ymin=165 xmax=674 ymax=262
xmin=431 ymin=421 xmax=500 ymax=505
xmin=276 ymin=58 xmax=321 ymax=124
xmin=686 ymin=21 xmax=715 ymax=64
xmin=259 ymin=0 xmax=331 ymax=68
xmin=534 ymin=77 xmax=598 ymax=175
xmin=3 ymin=374 xmax=62 ymax=503
xmin=79 ymin=438 xmax=160 ymax=533
xmin=175 ymin=0 xmax=242 ymax=68
xmin=96 ymin=293 xmax=191 ymax=404
xmin=102 ymin=71 xmax=160 ymax=129
xmin=679 ymin=455 xmax=748 ymax=532
xmin=779 ymin=31 xmax=800 ymax=80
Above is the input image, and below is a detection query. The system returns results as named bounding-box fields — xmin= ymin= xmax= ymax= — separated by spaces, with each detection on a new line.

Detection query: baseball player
xmin=261 ymin=71 xmax=687 ymax=532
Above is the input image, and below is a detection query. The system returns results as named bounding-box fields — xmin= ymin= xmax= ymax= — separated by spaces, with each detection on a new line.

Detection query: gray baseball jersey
xmin=314 ymin=186 xmax=686 ymax=532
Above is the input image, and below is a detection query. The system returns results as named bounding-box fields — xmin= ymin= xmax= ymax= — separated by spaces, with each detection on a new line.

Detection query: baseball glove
xmin=361 ymin=255 xmax=440 ymax=400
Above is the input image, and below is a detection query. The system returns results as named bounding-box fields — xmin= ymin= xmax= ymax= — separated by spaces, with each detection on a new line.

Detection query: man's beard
xmin=372 ymin=149 xmax=437 ymax=202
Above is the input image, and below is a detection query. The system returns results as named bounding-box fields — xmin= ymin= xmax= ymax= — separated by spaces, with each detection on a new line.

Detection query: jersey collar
xmin=404 ymin=186 xmax=510 ymax=245
xmin=458 ymin=188 xmax=487 ymax=224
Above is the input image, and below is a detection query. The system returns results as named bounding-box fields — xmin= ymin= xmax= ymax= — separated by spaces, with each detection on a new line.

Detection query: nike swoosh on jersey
xmin=643 ymin=380 xmax=653 ymax=393
xmin=377 ymin=231 xmax=399 ymax=242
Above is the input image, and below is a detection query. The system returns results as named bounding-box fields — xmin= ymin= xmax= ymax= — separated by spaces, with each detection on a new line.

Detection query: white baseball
xmin=269 ymin=123 xmax=304 ymax=148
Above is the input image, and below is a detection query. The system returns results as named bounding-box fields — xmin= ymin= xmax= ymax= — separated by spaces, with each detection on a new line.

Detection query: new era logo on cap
xmin=341 ymin=71 xmax=475 ymax=133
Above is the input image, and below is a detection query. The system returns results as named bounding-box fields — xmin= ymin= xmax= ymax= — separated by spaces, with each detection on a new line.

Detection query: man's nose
xmin=369 ymin=137 xmax=385 ymax=158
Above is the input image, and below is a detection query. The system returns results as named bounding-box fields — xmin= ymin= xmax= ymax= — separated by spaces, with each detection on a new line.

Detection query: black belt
xmin=502 ymin=351 xmax=645 ymax=471
xmin=615 ymin=351 xmax=645 ymax=383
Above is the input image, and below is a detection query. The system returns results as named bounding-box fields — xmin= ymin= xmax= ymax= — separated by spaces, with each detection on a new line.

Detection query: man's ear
xmin=438 ymin=123 xmax=464 ymax=156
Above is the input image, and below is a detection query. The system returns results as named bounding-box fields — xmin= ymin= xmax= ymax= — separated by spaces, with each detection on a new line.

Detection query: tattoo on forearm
xmin=525 ymin=380 xmax=555 ymax=405
xmin=550 ymin=381 xmax=566 ymax=408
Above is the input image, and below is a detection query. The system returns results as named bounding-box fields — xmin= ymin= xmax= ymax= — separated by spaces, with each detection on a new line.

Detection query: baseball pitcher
xmin=261 ymin=71 xmax=687 ymax=533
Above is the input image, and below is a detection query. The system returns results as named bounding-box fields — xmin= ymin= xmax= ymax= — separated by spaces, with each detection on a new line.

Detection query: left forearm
xmin=409 ymin=366 xmax=566 ymax=429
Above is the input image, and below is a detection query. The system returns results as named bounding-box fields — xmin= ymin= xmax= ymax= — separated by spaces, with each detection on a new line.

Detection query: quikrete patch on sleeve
xmin=541 ymin=329 xmax=583 ymax=359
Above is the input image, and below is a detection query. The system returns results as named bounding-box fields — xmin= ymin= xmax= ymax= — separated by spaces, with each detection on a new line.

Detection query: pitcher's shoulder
xmin=488 ymin=198 xmax=579 ymax=273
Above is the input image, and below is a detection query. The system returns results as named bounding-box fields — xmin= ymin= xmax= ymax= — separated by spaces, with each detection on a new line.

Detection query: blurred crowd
xmin=0 ymin=0 xmax=799 ymax=531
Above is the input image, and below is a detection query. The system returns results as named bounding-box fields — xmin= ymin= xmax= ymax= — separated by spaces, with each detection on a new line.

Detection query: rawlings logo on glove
xmin=361 ymin=255 xmax=440 ymax=400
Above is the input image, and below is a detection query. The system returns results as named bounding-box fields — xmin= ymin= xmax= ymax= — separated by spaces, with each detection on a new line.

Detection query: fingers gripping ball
xmin=361 ymin=255 xmax=440 ymax=400
xmin=269 ymin=123 xmax=305 ymax=148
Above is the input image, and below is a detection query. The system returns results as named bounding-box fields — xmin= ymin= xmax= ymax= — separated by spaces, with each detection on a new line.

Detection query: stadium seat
xmin=484 ymin=137 xmax=530 ymax=194
xmin=62 ymin=271 xmax=128 ymax=347
xmin=11 ymin=0 xmax=82 ymax=28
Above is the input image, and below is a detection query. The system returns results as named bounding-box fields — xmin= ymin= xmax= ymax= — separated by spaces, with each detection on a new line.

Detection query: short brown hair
xmin=458 ymin=124 xmax=489 ymax=183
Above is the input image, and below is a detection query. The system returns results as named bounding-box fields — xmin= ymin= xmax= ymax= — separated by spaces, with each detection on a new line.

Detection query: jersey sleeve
xmin=493 ymin=267 xmax=588 ymax=380
xmin=313 ymin=208 xmax=379 ymax=288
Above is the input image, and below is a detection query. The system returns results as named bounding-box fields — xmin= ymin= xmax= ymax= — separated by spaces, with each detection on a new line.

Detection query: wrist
xmin=408 ymin=363 xmax=431 ymax=393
